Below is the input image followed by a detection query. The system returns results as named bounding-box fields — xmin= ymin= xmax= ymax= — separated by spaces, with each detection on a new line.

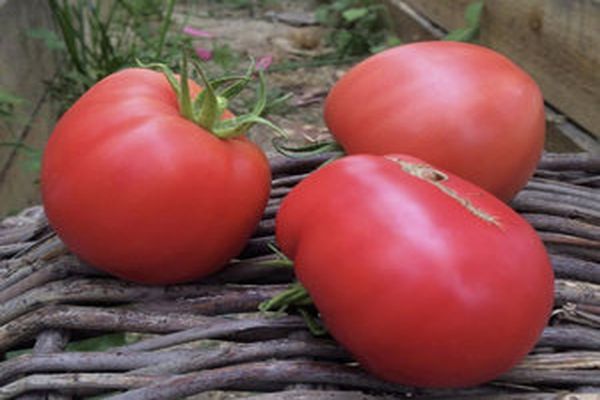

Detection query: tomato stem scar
xmin=385 ymin=156 xmax=500 ymax=226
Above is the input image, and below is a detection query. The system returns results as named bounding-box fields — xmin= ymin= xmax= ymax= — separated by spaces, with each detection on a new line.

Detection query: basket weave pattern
xmin=0 ymin=153 xmax=599 ymax=399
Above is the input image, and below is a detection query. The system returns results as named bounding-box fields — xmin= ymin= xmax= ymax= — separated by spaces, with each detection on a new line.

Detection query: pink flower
xmin=195 ymin=47 xmax=213 ymax=61
xmin=255 ymin=54 xmax=274 ymax=71
xmin=183 ymin=26 xmax=214 ymax=39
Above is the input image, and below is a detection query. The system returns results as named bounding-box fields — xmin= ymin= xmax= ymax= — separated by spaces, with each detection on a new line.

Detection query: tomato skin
xmin=324 ymin=41 xmax=545 ymax=202
xmin=276 ymin=154 xmax=554 ymax=388
xmin=41 ymin=68 xmax=271 ymax=284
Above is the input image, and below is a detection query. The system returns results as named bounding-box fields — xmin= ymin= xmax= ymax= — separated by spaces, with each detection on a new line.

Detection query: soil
xmin=172 ymin=0 xmax=585 ymax=158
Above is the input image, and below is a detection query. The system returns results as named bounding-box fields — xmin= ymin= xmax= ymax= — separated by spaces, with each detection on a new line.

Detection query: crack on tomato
xmin=384 ymin=156 xmax=500 ymax=227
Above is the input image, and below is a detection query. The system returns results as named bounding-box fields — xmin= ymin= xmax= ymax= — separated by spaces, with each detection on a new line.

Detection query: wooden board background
xmin=386 ymin=0 xmax=599 ymax=138
xmin=0 ymin=0 xmax=58 ymax=216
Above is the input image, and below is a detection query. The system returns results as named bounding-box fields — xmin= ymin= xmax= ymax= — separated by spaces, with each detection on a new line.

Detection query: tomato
xmin=276 ymin=154 xmax=554 ymax=387
xmin=41 ymin=68 xmax=271 ymax=284
xmin=324 ymin=41 xmax=546 ymax=202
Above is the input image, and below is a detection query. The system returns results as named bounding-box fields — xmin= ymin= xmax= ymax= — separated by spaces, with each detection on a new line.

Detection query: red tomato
xmin=324 ymin=41 xmax=546 ymax=202
xmin=41 ymin=68 xmax=271 ymax=284
xmin=276 ymin=154 xmax=554 ymax=388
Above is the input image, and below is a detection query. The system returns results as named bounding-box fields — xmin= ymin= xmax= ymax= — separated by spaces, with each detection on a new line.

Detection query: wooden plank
xmin=0 ymin=97 xmax=54 ymax=216
xmin=392 ymin=0 xmax=600 ymax=138
xmin=384 ymin=0 xmax=441 ymax=42
xmin=399 ymin=0 xmax=472 ymax=30
xmin=0 ymin=0 xmax=58 ymax=216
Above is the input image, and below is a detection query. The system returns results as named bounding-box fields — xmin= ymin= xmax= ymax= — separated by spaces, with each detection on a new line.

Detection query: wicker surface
xmin=0 ymin=152 xmax=599 ymax=399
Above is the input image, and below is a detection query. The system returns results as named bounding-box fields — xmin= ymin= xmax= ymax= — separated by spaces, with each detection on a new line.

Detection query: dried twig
xmin=270 ymin=187 xmax=293 ymax=199
xmin=0 ymin=276 xmax=293 ymax=326
xmin=533 ymin=169 xmax=591 ymax=183
xmin=0 ymin=236 xmax=71 ymax=283
xmin=270 ymin=154 xmax=338 ymax=177
xmin=498 ymin=369 xmax=600 ymax=386
xmin=114 ymin=314 xmax=304 ymax=352
xmin=0 ymin=373 xmax=152 ymax=399
xmin=0 ymin=257 xmax=101 ymax=304
xmin=513 ymin=191 xmax=600 ymax=218
xmin=262 ymin=204 xmax=279 ymax=220
xmin=515 ymin=351 xmax=600 ymax=370
xmin=253 ymin=218 xmax=275 ymax=237
xmin=130 ymin=337 xmax=348 ymax=374
xmin=523 ymin=213 xmax=600 ymax=241
xmin=552 ymin=303 xmax=600 ymax=329
xmin=246 ymin=390 xmax=400 ymax=400
xmin=550 ymin=254 xmax=600 ymax=283
xmin=525 ymin=179 xmax=600 ymax=203
xmin=540 ymin=232 xmax=600 ymax=249
xmin=272 ymin=174 xmax=308 ymax=188
xmin=0 ymin=338 xmax=346 ymax=386
xmin=0 ymin=305 xmax=301 ymax=353
xmin=205 ymin=260 xmax=295 ymax=284
xmin=0 ymin=223 xmax=45 ymax=246
xmin=538 ymin=153 xmax=600 ymax=172
xmin=538 ymin=325 xmax=600 ymax=350
xmin=124 ymin=285 xmax=287 ymax=316
xmin=555 ymin=279 xmax=600 ymax=306
xmin=14 ymin=329 xmax=72 ymax=400
xmin=109 ymin=360 xmax=410 ymax=400
xmin=240 ymin=236 xmax=276 ymax=258
xmin=512 ymin=194 xmax=600 ymax=223
xmin=0 ymin=242 xmax=35 ymax=258
xmin=549 ymin=246 xmax=600 ymax=264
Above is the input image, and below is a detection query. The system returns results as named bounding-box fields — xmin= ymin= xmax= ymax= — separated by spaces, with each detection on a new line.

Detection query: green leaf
xmin=5 ymin=348 xmax=32 ymax=359
xmin=333 ymin=0 xmax=357 ymax=12
xmin=314 ymin=6 xmax=330 ymax=25
xmin=0 ymin=89 xmax=24 ymax=120
xmin=155 ymin=0 xmax=175 ymax=58
xmin=212 ymin=43 xmax=238 ymax=70
xmin=465 ymin=0 xmax=485 ymax=26
xmin=192 ymin=61 xmax=221 ymax=129
xmin=342 ymin=7 xmax=369 ymax=23
xmin=369 ymin=35 xmax=402 ymax=53
xmin=0 ymin=90 xmax=24 ymax=107
xmin=443 ymin=27 xmax=477 ymax=42
xmin=66 ymin=333 xmax=130 ymax=352
xmin=28 ymin=28 xmax=66 ymax=51
xmin=443 ymin=0 xmax=484 ymax=43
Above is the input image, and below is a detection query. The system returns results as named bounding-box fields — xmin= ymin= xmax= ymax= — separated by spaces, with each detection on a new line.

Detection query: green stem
xmin=259 ymin=282 xmax=312 ymax=313
xmin=192 ymin=61 xmax=223 ymax=130
xmin=155 ymin=0 xmax=176 ymax=59
xmin=256 ymin=259 xmax=294 ymax=268
xmin=178 ymin=52 xmax=194 ymax=120
xmin=141 ymin=54 xmax=286 ymax=141
xmin=298 ymin=308 xmax=328 ymax=336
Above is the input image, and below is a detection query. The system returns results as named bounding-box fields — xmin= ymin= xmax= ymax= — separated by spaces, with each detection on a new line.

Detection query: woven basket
xmin=1 ymin=152 xmax=599 ymax=400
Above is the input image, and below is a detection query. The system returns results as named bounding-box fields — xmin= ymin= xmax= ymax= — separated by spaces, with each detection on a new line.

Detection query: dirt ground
xmin=172 ymin=1 xmax=345 ymax=157
xmin=173 ymin=0 xmax=587 ymax=159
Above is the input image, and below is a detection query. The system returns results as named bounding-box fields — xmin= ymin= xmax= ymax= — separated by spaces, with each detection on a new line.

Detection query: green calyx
xmin=257 ymin=244 xmax=326 ymax=336
xmin=259 ymin=281 xmax=313 ymax=312
xmin=139 ymin=55 xmax=287 ymax=140
xmin=259 ymin=281 xmax=327 ymax=336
